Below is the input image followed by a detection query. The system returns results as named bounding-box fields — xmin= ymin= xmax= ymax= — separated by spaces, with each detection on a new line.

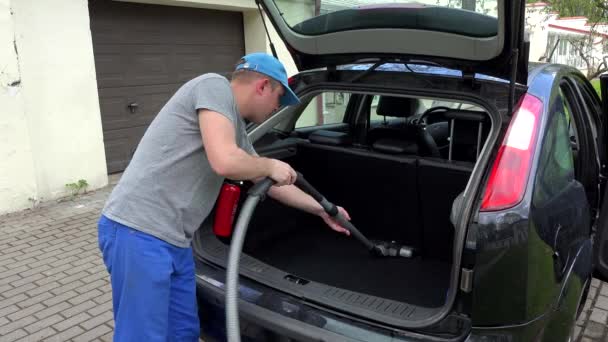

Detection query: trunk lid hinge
xmin=460 ymin=268 xmax=474 ymax=293
xmin=462 ymin=71 xmax=479 ymax=90
xmin=327 ymin=65 xmax=338 ymax=82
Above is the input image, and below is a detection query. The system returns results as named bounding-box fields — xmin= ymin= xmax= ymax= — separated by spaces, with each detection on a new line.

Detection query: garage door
xmin=90 ymin=1 xmax=245 ymax=173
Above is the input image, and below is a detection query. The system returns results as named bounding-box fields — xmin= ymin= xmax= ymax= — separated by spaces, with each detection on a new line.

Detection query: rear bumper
xmin=196 ymin=272 xmax=551 ymax=342
xmin=196 ymin=274 xmax=362 ymax=342
xmin=195 ymin=259 xmax=473 ymax=342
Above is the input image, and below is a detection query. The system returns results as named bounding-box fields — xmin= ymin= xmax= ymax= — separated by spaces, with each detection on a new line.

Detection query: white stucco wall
xmin=0 ymin=0 xmax=108 ymax=215
xmin=0 ymin=0 xmax=38 ymax=214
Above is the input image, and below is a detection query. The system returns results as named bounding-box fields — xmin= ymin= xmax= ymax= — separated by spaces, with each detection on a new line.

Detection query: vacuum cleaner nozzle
xmin=371 ymin=241 xmax=415 ymax=258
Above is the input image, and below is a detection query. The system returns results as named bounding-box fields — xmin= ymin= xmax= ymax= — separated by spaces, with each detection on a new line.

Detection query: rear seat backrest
xmin=417 ymin=158 xmax=473 ymax=261
xmin=294 ymin=142 xmax=422 ymax=247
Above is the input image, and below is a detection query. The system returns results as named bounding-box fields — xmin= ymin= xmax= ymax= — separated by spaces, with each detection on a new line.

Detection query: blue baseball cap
xmin=235 ymin=52 xmax=300 ymax=106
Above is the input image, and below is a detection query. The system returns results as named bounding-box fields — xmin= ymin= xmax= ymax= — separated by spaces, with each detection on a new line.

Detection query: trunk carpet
xmin=243 ymin=223 xmax=451 ymax=308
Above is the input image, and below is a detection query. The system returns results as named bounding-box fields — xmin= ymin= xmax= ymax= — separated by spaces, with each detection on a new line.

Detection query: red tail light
xmin=480 ymin=93 xmax=544 ymax=212
xmin=213 ymin=183 xmax=241 ymax=238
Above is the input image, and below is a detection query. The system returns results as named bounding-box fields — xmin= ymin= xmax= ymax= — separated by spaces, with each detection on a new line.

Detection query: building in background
xmin=526 ymin=2 xmax=608 ymax=79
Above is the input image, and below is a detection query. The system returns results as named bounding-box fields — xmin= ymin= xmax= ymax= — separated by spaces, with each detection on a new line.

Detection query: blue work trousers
xmin=97 ymin=215 xmax=200 ymax=342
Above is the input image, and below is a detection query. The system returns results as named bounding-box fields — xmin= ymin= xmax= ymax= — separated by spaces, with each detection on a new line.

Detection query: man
xmin=97 ymin=52 xmax=351 ymax=341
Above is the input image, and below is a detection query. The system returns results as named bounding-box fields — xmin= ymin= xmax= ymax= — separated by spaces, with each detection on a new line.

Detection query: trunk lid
xmin=258 ymin=0 xmax=528 ymax=84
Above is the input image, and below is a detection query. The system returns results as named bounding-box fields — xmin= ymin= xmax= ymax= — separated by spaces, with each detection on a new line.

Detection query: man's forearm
xmin=215 ymin=147 xmax=270 ymax=181
xmin=268 ymin=185 xmax=324 ymax=216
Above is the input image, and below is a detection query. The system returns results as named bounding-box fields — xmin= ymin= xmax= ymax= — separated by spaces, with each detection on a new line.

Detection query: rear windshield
xmin=273 ymin=0 xmax=499 ymax=37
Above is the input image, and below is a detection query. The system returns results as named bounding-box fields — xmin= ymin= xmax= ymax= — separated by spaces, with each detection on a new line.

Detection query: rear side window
xmin=296 ymin=92 xmax=351 ymax=128
xmin=532 ymin=95 xmax=575 ymax=206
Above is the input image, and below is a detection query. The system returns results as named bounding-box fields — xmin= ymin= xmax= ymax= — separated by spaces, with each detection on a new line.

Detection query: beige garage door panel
xmin=90 ymin=0 xmax=245 ymax=173
xmin=94 ymin=44 xmax=244 ymax=89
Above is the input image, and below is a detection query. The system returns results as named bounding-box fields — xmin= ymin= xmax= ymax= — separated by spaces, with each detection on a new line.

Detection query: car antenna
xmin=256 ymin=0 xmax=278 ymax=59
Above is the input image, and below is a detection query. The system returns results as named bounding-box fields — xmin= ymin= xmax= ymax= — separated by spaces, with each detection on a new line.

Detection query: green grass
xmin=591 ymin=79 xmax=602 ymax=99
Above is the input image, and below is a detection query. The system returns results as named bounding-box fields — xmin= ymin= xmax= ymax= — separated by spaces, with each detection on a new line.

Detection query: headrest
xmin=376 ymin=96 xmax=419 ymax=118
xmin=309 ymin=130 xmax=352 ymax=146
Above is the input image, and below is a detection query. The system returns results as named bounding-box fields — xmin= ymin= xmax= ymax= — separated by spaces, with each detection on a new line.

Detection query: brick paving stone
xmin=0 ymin=316 xmax=37 ymax=337
xmin=590 ymin=308 xmax=608 ymax=325
xmin=44 ymin=325 xmax=85 ymax=342
xmin=0 ymin=274 xmax=21 ymax=286
xmin=34 ymin=301 xmax=71 ymax=320
xmin=58 ymin=271 xmax=90 ymax=286
xmin=589 ymin=286 xmax=598 ymax=300
xmin=0 ymin=304 xmax=21 ymax=319
xmin=24 ymin=314 xmax=63 ymax=334
xmin=99 ymin=331 xmax=113 ymax=342
xmin=53 ymin=312 xmax=91 ymax=332
xmin=51 ymin=279 xmax=85 ymax=296
xmin=600 ymin=284 xmax=608 ymax=297
xmin=0 ymin=328 xmax=27 ymax=342
xmin=88 ymin=300 xmax=112 ymax=317
xmin=0 ymin=265 xmax=29 ymax=280
xmin=14 ymin=326 xmax=56 ymax=342
xmin=2 ymin=282 xmax=37 ymax=299
xmin=81 ymin=310 xmax=114 ymax=330
xmin=0 ymin=283 xmax=14 ymax=294
xmin=62 ymin=300 xmax=97 ymax=318
xmin=0 ymin=294 xmax=28 ymax=310
xmin=26 ymin=280 xmax=61 ymax=297
xmin=73 ymin=324 xmax=112 ymax=342
xmin=584 ymin=321 xmax=606 ymax=339
xmin=69 ymin=289 xmax=103 ymax=306
xmin=92 ymin=292 xmax=112 ymax=306
xmin=8 ymin=303 xmax=46 ymax=322
xmin=10 ymin=272 xmax=45 ymax=288
xmin=18 ymin=264 xmax=51 ymax=278
xmin=43 ymin=290 xmax=79 ymax=307
xmin=76 ymin=279 xmax=107 ymax=294
xmin=16 ymin=291 xmax=54 ymax=310
xmin=596 ymin=296 xmax=608 ymax=311
xmin=574 ymin=325 xmax=582 ymax=340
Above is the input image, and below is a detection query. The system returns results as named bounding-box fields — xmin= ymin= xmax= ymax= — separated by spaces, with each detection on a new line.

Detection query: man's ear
xmin=255 ymin=78 xmax=272 ymax=95
xmin=253 ymin=78 xmax=266 ymax=95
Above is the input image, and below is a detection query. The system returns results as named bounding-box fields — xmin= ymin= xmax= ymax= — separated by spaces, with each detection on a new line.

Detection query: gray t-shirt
xmin=102 ymin=73 xmax=255 ymax=248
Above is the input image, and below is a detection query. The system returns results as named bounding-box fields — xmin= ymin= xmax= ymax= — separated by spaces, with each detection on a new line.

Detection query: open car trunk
xmin=195 ymin=136 xmax=476 ymax=326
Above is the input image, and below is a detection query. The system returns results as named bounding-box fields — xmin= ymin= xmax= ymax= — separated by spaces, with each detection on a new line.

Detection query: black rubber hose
xmin=226 ymin=178 xmax=274 ymax=342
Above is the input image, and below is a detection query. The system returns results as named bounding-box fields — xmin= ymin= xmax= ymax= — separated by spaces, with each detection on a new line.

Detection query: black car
xmin=194 ymin=1 xmax=608 ymax=341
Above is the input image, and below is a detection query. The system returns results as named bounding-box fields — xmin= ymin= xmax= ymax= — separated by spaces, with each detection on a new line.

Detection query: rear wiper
xmin=347 ymin=60 xmax=386 ymax=83
xmin=346 ymin=58 xmax=445 ymax=85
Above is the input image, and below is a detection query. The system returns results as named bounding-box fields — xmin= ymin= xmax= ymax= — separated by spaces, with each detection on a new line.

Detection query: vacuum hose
xmin=225 ymin=178 xmax=274 ymax=342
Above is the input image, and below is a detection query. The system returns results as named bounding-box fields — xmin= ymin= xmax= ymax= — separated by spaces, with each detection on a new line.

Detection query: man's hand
xmin=320 ymin=206 xmax=351 ymax=236
xmin=268 ymin=159 xmax=297 ymax=187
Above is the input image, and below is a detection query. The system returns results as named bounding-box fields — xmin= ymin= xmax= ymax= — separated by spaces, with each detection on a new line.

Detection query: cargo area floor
xmin=243 ymin=224 xmax=451 ymax=308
